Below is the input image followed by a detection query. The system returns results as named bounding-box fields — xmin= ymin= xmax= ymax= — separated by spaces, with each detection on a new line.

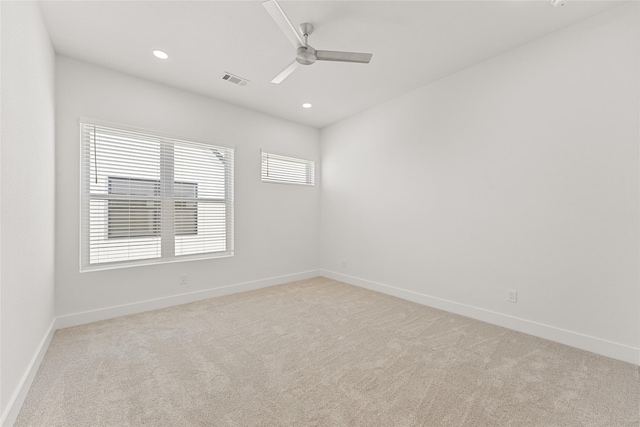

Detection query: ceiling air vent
xmin=222 ymin=72 xmax=249 ymax=86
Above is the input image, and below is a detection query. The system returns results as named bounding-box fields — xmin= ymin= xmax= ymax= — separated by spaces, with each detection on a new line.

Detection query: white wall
xmin=321 ymin=4 xmax=639 ymax=362
xmin=55 ymin=57 xmax=320 ymax=318
xmin=0 ymin=1 xmax=56 ymax=422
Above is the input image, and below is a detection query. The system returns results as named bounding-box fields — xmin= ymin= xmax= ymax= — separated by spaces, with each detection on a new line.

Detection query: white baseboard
xmin=4 ymin=269 xmax=636 ymax=427
xmin=1 ymin=319 xmax=56 ymax=427
xmin=56 ymin=270 xmax=322 ymax=329
xmin=321 ymin=270 xmax=640 ymax=366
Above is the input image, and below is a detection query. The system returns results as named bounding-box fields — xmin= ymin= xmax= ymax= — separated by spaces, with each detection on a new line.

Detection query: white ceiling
xmin=40 ymin=1 xmax=621 ymax=128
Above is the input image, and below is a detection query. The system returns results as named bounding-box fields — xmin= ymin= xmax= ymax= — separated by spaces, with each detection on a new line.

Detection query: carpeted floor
xmin=15 ymin=277 xmax=640 ymax=426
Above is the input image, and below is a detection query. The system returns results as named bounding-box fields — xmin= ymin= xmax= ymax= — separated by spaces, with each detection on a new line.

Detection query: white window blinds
xmin=81 ymin=121 xmax=234 ymax=270
xmin=261 ymin=151 xmax=315 ymax=185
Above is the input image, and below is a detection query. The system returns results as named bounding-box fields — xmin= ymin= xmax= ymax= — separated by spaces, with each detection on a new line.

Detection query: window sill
xmin=80 ymin=251 xmax=234 ymax=273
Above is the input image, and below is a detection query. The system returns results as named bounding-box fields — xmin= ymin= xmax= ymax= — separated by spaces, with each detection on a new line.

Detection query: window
xmin=261 ymin=151 xmax=315 ymax=186
xmin=81 ymin=121 xmax=234 ymax=270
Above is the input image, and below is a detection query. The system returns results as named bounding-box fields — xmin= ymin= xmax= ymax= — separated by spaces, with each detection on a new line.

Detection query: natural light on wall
xmin=261 ymin=151 xmax=315 ymax=186
xmin=80 ymin=121 xmax=234 ymax=270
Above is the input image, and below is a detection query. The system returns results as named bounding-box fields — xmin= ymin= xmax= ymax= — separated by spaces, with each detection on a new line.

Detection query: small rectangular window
xmin=261 ymin=151 xmax=315 ymax=186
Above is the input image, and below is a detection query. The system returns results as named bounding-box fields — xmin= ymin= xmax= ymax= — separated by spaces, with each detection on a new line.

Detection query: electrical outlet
xmin=180 ymin=274 xmax=188 ymax=286
xmin=507 ymin=289 xmax=518 ymax=303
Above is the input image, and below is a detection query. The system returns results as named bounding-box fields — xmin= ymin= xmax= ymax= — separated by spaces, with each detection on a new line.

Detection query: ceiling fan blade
xmin=271 ymin=60 xmax=301 ymax=84
xmin=262 ymin=0 xmax=305 ymax=48
xmin=316 ymin=50 xmax=373 ymax=64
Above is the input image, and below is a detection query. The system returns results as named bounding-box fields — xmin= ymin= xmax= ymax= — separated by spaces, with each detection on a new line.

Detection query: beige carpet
xmin=15 ymin=277 xmax=640 ymax=426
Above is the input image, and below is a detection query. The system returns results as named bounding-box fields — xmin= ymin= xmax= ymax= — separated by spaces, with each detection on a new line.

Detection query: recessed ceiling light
xmin=302 ymin=103 xmax=312 ymax=109
xmin=153 ymin=50 xmax=169 ymax=59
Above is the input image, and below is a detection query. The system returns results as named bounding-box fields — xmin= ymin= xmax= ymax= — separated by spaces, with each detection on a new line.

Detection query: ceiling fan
xmin=262 ymin=0 xmax=373 ymax=84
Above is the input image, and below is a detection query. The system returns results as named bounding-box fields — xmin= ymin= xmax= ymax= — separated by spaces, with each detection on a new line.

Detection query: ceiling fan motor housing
xmin=296 ymin=46 xmax=316 ymax=65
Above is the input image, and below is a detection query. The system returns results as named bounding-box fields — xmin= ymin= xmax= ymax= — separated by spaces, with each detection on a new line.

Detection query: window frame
xmin=79 ymin=118 xmax=234 ymax=272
